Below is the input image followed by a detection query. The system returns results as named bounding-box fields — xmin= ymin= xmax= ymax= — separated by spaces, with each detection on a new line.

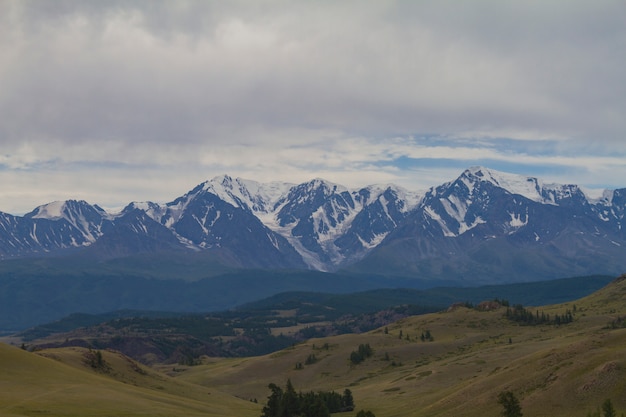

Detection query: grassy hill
xmin=2 ymin=275 xmax=624 ymax=416
xmin=0 ymin=343 xmax=260 ymax=417
xmin=171 ymin=275 xmax=626 ymax=417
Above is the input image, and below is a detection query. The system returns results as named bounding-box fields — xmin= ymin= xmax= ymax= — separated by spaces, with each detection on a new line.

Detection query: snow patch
xmin=425 ymin=206 xmax=455 ymax=237
xmin=30 ymin=201 xmax=66 ymax=220
xmin=358 ymin=232 xmax=388 ymax=249
xmin=583 ymin=188 xmax=614 ymax=204
xmin=29 ymin=224 xmax=39 ymax=244
xmin=509 ymin=211 xmax=528 ymax=228
xmin=440 ymin=195 xmax=470 ymax=225
xmin=458 ymin=216 xmax=486 ymax=235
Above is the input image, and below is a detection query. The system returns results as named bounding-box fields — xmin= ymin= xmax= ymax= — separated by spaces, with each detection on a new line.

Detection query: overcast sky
xmin=1 ymin=0 xmax=625 ymax=214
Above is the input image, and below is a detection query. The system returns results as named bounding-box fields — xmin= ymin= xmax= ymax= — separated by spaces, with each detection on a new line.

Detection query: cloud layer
xmin=1 ymin=1 xmax=624 ymax=213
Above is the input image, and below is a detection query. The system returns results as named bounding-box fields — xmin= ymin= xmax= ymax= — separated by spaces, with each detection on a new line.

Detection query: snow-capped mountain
xmin=268 ymin=180 xmax=420 ymax=269
xmin=160 ymin=181 xmax=306 ymax=269
xmin=25 ymin=200 xmax=113 ymax=243
xmin=0 ymin=200 xmax=113 ymax=257
xmin=118 ymin=175 xmax=421 ymax=270
xmin=352 ymin=167 xmax=625 ymax=283
xmin=0 ymin=167 xmax=624 ymax=283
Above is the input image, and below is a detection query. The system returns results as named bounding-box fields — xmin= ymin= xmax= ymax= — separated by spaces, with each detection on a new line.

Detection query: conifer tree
xmin=602 ymin=399 xmax=616 ymax=417
xmin=342 ymin=388 xmax=355 ymax=411
xmin=282 ymin=379 xmax=299 ymax=417
xmin=497 ymin=391 xmax=523 ymax=417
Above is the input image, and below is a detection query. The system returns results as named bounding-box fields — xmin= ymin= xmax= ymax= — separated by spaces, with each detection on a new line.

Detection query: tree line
xmin=261 ymin=379 xmax=355 ymax=417
xmin=504 ymin=304 xmax=574 ymax=326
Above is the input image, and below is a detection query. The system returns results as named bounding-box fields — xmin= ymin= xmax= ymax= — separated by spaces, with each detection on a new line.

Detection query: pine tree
xmin=308 ymin=396 xmax=330 ymax=417
xmin=602 ymin=399 xmax=616 ymax=417
xmin=261 ymin=383 xmax=283 ymax=417
xmin=342 ymin=388 xmax=355 ymax=411
xmin=282 ymin=379 xmax=299 ymax=417
xmin=497 ymin=391 xmax=523 ymax=417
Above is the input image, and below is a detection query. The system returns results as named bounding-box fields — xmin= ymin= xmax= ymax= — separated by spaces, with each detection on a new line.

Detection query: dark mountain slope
xmin=349 ymin=168 xmax=626 ymax=283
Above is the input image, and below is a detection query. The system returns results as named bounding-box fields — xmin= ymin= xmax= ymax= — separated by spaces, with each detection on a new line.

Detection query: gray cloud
xmin=0 ymin=0 xmax=624 ymax=213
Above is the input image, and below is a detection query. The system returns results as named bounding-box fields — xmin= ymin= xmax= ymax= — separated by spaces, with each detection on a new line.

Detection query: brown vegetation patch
xmin=578 ymin=361 xmax=623 ymax=394
xmin=475 ymin=301 xmax=503 ymax=312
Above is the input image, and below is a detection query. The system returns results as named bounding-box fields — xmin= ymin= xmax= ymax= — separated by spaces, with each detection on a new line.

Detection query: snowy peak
xmin=300 ymin=178 xmax=349 ymax=195
xmin=27 ymin=200 xmax=71 ymax=220
xmin=280 ymin=178 xmax=351 ymax=214
xmin=460 ymin=166 xmax=547 ymax=202
xmin=121 ymin=201 xmax=168 ymax=224
xmin=25 ymin=199 xmax=111 ymax=243
xmin=158 ymin=175 xmax=423 ymax=270
xmin=0 ymin=167 xmax=623 ymax=279
xmin=363 ymin=184 xmax=422 ymax=213
xmin=202 ymin=175 xmax=254 ymax=210
xmin=277 ymin=178 xmax=355 ymax=228
xmin=27 ymin=200 xmax=107 ymax=221
xmin=202 ymin=175 xmax=293 ymax=213
xmin=460 ymin=166 xmax=594 ymax=206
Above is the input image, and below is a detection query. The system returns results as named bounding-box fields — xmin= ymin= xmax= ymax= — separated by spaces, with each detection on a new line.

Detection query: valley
xmin=13 ymin=275 xmax=612 ymax=363
xmin=167 ymin=275 xmax=626 ymax=416
xmin=2 ymin=274 xmax=625 ymax=416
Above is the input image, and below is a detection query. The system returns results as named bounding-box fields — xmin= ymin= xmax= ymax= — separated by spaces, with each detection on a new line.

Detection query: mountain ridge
xmin=0 ymin=166 xmax=624 ymax=283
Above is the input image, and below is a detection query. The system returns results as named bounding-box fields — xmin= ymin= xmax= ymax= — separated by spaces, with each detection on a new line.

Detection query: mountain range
xmin=1 ymin=166 xmax=624 ymax=284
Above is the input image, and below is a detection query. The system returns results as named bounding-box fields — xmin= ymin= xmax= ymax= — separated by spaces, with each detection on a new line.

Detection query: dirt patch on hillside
xmin=578 ymin=361 xmax=623 ymax=395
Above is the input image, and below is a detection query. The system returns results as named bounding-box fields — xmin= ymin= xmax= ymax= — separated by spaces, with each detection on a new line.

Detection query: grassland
xmin=1 ymin=275 xmax=625 ymax=416
xmin=173 ymin=276 xmax=626 ymax=417
xmin=0 ymin=344 xmax=260 ymax=417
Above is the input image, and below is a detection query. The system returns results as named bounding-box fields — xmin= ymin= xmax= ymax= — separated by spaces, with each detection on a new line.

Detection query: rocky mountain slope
xmin=352 ymin=167 xmax=626 ymax=282
xmin=0 ymin=167 xmax=624 ymax=282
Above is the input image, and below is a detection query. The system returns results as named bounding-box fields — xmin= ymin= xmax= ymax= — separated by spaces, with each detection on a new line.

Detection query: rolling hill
xmin=171 ymin=274 xmax=626 ymax=417
xmin=0 ymin=343 xmax=260 ymax=417
xmin=2 ymin=275 xmax=625 ymax=416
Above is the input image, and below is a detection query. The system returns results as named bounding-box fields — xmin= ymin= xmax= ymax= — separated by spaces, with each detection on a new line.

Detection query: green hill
xmin=3 ymin=275 xmax=625 ymax=416
xmin=173 ymin=275 xmax=626 ymax=417
xmin=0 ymin=343 xmax=260 ymax=417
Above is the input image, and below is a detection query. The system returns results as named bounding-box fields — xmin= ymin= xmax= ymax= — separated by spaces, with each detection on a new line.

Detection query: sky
xmin=1 ymin=0 xmax=625 ymax=214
